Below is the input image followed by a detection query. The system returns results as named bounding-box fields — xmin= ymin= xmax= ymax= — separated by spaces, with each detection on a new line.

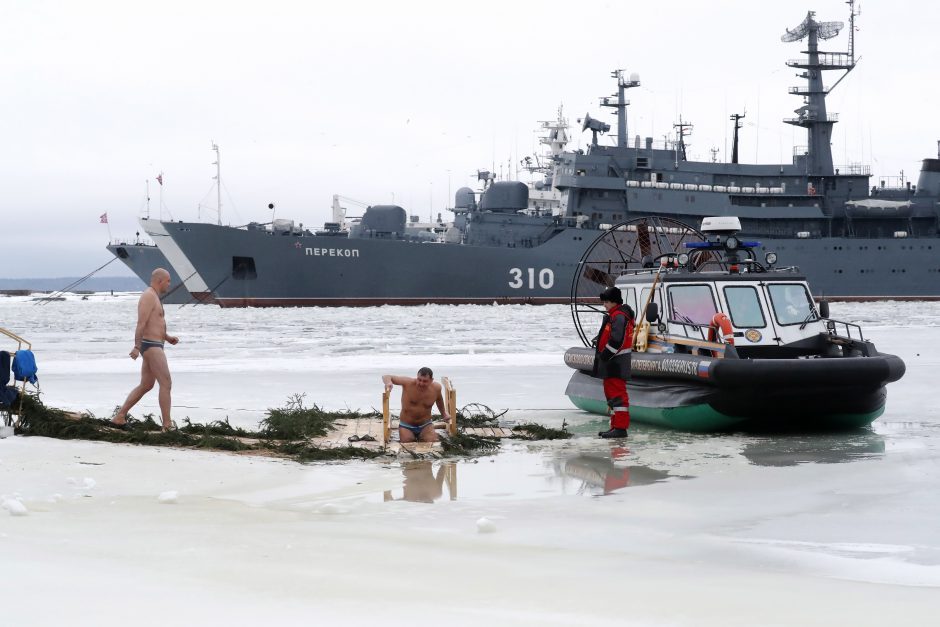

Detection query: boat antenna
xmin=729 ymin=112 xmax=746 ymax=164
xmin=145 ymin=178 xmax=151 ymax=218
xmin=212 ymin=142 xmax=222 ymax=225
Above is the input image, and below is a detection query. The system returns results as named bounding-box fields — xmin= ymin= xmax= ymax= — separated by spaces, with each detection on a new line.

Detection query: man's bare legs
xmin=114 ymin=349 xmax=172 ymax=430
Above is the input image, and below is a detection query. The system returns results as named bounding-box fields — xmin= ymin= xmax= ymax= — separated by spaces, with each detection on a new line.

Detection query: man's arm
xmin=382 ymin=374 xmax=411 ymax=392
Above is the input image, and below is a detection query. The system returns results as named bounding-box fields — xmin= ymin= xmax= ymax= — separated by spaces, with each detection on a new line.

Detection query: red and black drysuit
xmin=593 ymin=305 xmax=635 ymax=430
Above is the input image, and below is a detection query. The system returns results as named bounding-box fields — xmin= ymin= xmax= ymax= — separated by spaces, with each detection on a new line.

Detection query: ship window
xmin=767 ymin=283 xmax=814 ymax=325
xmin=723 ymin=286 xmax=766 ymax=328
xmin=666 ymin=284 xmax=718 ymax=326
xmin=232 ymin=256 xmax=257 ymax=280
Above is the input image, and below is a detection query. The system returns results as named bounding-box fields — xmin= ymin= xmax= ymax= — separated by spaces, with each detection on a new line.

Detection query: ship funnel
xmin=916 ymin=159 xmax=940 ymax=196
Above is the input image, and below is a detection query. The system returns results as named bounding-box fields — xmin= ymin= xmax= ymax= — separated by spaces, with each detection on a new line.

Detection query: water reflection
xmin=560 ymin=444 xmax=674 ymax=495
xmin=384 ymin=461 xmax=457 ymax=503
xmin=742 ymin=430 xmax=886 ymax=466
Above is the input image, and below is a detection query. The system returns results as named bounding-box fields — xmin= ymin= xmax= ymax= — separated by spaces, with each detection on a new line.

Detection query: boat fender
xmin=707 ymin=313 xmax=734 ymax=346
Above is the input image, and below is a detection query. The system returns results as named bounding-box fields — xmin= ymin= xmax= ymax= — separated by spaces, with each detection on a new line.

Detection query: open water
xmin=2 ymin=295 xmax=939 ymax=618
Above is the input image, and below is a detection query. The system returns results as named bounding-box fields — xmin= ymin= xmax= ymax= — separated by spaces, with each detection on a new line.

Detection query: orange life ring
xmin=707 ymin=312 xmax=734 ymax=346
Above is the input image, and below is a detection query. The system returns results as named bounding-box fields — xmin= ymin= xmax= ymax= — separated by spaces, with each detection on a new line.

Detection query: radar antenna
xmin=781 ymin=12 xmax=812 ymax=42
xmin=781 ymin=10 xmax=844 ymax=42
xmin=816 ymin=20 xmax=844 ymax=40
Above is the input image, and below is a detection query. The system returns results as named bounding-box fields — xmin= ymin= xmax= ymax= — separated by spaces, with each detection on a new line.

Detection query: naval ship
xmin=106 ymin=239 xmax=191 ymax=304
xmin=144 ymin=3 xmax=940 ymax=307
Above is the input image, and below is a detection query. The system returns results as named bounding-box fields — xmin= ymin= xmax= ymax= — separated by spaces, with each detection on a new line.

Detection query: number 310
xmin=508 ymin=267 xmax=554 ymax=289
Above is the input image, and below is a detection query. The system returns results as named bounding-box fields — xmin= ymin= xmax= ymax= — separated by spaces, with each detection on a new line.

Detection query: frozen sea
xmin=1 ymin=295 xmax=939 ymax=625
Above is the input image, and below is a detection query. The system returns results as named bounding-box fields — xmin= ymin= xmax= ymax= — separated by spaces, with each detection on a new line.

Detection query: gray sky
xmin=2 ymin=0 xmax=937 ymax=278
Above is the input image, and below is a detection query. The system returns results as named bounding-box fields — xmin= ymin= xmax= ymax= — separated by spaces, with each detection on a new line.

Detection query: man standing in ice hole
xmin=382 ymin=367 xmax=451 ymax=442
xmin=110 ymin=268 xmax=179 ymax=431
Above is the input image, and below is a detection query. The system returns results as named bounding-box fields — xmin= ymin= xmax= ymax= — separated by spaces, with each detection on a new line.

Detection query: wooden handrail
xmin=442 ymin=377 xmax=457 ymax=436
xmin=0 ymin=328 xmax=31 ymax=351
xmin=382 ymin=390 xmax=391 ymax=445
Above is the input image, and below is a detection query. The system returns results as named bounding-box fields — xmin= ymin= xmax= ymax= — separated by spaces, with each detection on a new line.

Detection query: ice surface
xmin=1 ymin=299 xmax=938 ymax=624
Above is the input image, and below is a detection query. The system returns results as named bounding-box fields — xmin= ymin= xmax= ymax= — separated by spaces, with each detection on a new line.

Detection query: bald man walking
xmin=110 ymin=268 xmax=179 ymax=431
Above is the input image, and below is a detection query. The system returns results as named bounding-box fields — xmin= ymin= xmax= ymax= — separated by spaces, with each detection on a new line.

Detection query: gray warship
xmin=106 ymin=239 xmax=191 ymax=304
xmin=145 ymin=3 xmax=940 ymax=307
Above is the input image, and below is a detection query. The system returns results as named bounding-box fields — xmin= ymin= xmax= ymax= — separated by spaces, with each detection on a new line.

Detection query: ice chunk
xmin=316 ymin=503 xmax=345 ymax=515
xmin=476 ymin=517 xmax=497 ymax=533
xmin=2 ymin=498 xmax=28 ymax=517
xmin=157 ymin=491 xmax=179 ymax=504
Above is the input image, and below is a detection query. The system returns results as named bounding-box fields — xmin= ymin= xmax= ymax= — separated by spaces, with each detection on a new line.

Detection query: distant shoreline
xmin=0 ymin=276 xmax=145 ymax=292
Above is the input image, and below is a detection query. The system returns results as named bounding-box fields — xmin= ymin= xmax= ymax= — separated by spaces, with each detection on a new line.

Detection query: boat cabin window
xmin=666 ymin=284 xmax=717 ymax=325
xmin=723 ymin=286 xmax=766 ymax=328
xmin=623 ymin=288 xmax=638 ymax=317
xmin=767 ymin=283 xmax=813 ymax=325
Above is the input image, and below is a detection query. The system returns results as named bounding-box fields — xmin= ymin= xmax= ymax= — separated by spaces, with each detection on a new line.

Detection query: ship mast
xmin=212 ymin=142 xmax=222 ymax=225
xmin=600 ymin=69 xmax=640 ymax=148
xmin=781 ymin=2 xmax=856 ymax=177
xmin=729 ymin=112 xmax=745 ymax=164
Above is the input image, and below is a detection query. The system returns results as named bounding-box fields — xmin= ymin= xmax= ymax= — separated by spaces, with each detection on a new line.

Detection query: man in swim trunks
xmin=382 ymin=367 xmax=451 ymax=443
xmin=111 ymin=268 xmax=179 ymax=431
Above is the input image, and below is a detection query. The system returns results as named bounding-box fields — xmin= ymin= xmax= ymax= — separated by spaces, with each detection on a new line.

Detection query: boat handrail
xmin=665 ymin=320 xmax=710 ymax=343
xmin=825 ymin=318 xmax=865 ymax=342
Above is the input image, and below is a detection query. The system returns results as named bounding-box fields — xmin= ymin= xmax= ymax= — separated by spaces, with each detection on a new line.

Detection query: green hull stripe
xmin=567 ymin=395 xmax=883 ymax=432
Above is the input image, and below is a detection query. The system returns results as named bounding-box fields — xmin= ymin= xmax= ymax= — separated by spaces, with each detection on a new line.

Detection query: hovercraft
xmin=564 ymin=216 xmax=906 ymax=432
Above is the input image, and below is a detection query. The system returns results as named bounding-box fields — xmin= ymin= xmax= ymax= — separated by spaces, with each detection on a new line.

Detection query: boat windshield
xmin=767 ymin=283 xmax=814 ymax=325
xmin=667 ymin=284 xmax=718 ymax=325
xmin=724 ymin=286 xmax=766 ymax=328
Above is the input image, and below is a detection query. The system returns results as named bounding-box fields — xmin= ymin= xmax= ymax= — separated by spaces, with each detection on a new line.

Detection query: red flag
xmin=100 ymin=212 xmax=108 ymax=224
xmin=156 ymin=174 xmax=163 ymax=186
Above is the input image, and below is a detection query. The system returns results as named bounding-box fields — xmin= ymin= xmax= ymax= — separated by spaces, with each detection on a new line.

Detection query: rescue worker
xmin=593 ymin=286 xmax=635 ymax=438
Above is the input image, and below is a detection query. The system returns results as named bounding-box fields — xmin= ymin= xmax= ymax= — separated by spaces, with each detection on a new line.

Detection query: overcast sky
xmin=2 ymin=0 xmax=938 ymax=278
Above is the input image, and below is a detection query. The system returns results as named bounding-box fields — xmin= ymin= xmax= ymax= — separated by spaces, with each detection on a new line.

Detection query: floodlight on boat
xmin=725 ymin=236 xmax=740 ymax=251
xmin=677 ymin=253 xmax=690 ymax=267
xmin=765 ymin=251 xmax=778 ymax=266
xmin=700 ymin=216 xmax=741 ymax=235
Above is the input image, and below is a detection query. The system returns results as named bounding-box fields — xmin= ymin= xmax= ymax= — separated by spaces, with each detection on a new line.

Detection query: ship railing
xmin=793 ymin=146 xmax=808 ymax=157
xmin=110 ymin=237 xmax=156 ymax=247
xmin=786 ymin=53 xmax=853 ymax=68
xmin=834 ymin=163 xmax=871 ymax=176
xmin=788 ymin=85 xmax=830 ymax=94
xmin=784 ymin=113 xmax=840 ymax=124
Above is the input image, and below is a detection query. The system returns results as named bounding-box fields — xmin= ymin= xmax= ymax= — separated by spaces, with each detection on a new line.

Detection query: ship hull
xmin=106 ymin=243 xmax=192 ymax=305
xmin=151 ymin=219 xmax=940 ymax=306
